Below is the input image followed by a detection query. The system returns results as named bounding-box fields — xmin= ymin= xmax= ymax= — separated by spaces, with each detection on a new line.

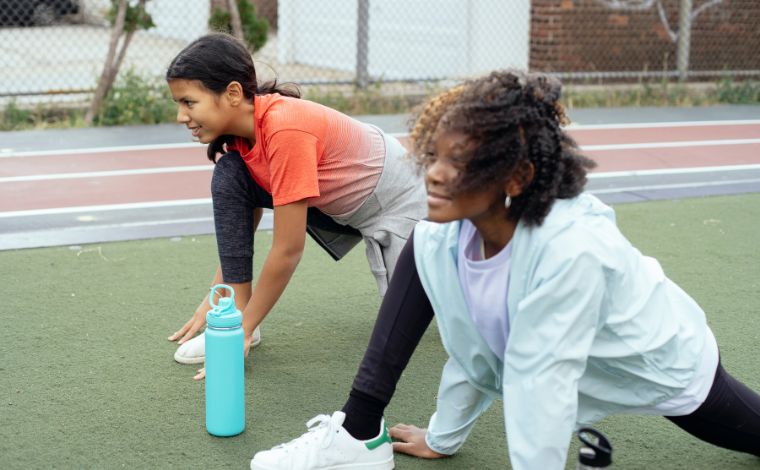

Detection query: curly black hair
xmin=411 ymin=70 xmax=596 ymax=226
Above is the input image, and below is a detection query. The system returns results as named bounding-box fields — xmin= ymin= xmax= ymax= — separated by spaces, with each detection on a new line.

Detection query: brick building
xmin=530 ymin=0 xmax=760 ymax=76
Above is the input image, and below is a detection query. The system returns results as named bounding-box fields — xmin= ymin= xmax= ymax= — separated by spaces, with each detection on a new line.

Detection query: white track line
xmin=4 ymin=139 xmax=760 ymax=183
xmin=590 ymin=178 xmax=760 ymax=194
xmin=390 ymin=119 xmax=760 ymax=137
xmin=1 ymin=119 xmax=758 ymax=158
xmin=0 ymin=165 xmax=212 ymax=183
xmin=5 ymin=174 xmax=760 ymax=232
xmin=0 ymin=198 xmax=211 ymax=218
xmin=0 ymin=214 xmax=275 ymax=237
xmin=4 ymin=216 xmax=217 ymax=232
xmin=0 ymin=142 xmax=203 ymax=158
xmin=589 ymin=163 xmax=760 ymax=179
xmin=9 ymin=160 xmax=754 ymax=185
xmin=3 ymin=163 xmax=760 ymax=219
xmin=582 ymin=138 xmax=760 ymax=151
xmin=97 ymin=216 xmax=214 ymax=228
xmin=566 ymin=119 xmax=760 ymax=130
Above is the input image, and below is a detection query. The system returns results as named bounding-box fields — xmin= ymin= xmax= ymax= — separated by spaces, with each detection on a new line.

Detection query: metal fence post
xmin=356 ymin=0 xmax=370 ymax=89
xmin=676 ymin=0 xmax=693 ymax=82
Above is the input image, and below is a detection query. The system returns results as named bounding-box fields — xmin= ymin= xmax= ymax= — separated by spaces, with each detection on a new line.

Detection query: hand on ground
xmin=244 ymin=334 xmax=254 ymax=357
xmin=389 ymin=424 xmax=448 ymax=459
xmin=168 ymin=301 xmax=208 ymax=344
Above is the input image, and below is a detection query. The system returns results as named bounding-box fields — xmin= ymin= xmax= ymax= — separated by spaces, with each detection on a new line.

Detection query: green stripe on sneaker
xmin=364 ymin=424 xmax=392 ymax=450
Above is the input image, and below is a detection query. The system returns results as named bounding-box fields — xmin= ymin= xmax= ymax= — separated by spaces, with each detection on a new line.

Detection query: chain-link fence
xmin=1 ymin=0 xmax=759 ymax=105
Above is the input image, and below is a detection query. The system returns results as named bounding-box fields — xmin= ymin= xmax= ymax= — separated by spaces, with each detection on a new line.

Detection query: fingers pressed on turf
xmin=179 ymin=328 xmax=199 ymax=344
xmin=392 ymin=442 xmax=413 ymax=453
xmin=389 ymin=424 xmax=410 ymax=437
xmin=172 ymin=322 xmax=193 ymax=343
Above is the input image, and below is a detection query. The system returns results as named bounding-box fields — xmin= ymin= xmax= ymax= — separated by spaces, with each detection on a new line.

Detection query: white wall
xmin=81 ymin=0 xmax=209 ymax=43
xmin=278 ymin=0 xmax=357 ymax=69
xmin=367 ymin=0 xmax=468 ymax=79
xmin=469 ymin=0 xmax=530 ymax=73
xmin=277 ymin=0 xmax=530 ymax=80
xmin=146 ymin=0 xmax=209 ymax=43
xmin=80 ymin=0 xmax=111 ymax=25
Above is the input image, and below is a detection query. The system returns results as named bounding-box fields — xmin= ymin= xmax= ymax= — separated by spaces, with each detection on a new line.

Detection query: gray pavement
xmin=567 ymin=104 xmax=760 ymax=125
xmin=1 ymin=106 xmax=759 ymax=251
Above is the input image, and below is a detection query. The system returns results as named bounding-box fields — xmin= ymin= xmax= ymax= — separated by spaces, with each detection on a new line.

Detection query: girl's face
xmin=424 ymin=129 xmax=506 ymax=224
xmin=168 ymin=79 xmax=234 ymax=144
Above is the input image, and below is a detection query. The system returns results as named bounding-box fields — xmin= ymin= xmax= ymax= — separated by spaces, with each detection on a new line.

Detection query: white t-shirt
xmin=457 ymin=220 xmax=512 ymax=357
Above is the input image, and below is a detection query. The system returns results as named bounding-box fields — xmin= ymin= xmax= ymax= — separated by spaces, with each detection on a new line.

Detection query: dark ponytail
xmin=166 ymin=32 xmax=300 ymax=162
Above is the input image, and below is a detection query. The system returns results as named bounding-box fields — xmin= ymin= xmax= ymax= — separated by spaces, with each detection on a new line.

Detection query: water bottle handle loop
xmin=577 ymin=427 xmax=612 ymax=456
xmin=209 ymin=284 xmax=235 ymax=309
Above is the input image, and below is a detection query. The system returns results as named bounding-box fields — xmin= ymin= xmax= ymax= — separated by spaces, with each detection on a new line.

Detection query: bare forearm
xmin=241 ymin=249 xmax=302 ymax=335
xmin=241 ymin=200 xmax=308 ymax=336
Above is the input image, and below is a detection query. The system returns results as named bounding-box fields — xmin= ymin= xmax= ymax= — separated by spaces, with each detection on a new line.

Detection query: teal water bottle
xmin=205 ymin=284 xmax=245 ymax=437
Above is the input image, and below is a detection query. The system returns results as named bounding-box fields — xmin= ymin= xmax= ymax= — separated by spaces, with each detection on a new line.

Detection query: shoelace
xmin=274 ymin=414 xmax=340 ymax=453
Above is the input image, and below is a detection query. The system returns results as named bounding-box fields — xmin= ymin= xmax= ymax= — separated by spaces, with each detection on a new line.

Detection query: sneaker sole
xmin=250 ymin=457 xmax=393 ymax=470
xmin=173 ymin=349 xmax=206 ymax=365
xmin=174 ymin=335 xmax=262 ymax=365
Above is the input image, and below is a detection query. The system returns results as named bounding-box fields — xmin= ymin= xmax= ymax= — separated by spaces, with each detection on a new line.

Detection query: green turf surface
xmin=2 ymin=193 xmax=759 ymax=469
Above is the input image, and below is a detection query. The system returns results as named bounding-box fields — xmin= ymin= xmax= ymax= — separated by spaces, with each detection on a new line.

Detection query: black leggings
xmin=210 ymin=152 xmax=360 ymax=283
xmin=346 ymin=235 xmax=760 ymax=457
xmin=350 ymin=232 xmax=435 ymax=401
xmin=667 ymin=362 xmax=760 ymax=456
xmin=341 ymin=232 xmax=434 ymax=438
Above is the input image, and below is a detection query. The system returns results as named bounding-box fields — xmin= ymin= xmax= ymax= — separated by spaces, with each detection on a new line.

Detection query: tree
xmin=209 ymin=0 xmax=269 ymax=53
xmin=594 ymin=0 xmax=724 ymax=80
xmin=227 ymin=0 xmax=244 ymax=42
xmin=594 ymin=0 xmax=724 ymax=42
xmin=85 ymin=0 xmax=154 ymax=125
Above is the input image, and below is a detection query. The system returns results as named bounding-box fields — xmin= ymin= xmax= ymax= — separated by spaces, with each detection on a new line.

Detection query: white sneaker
xmin=173 ymin=326 xmax=261 ymax=364
xmin=250 ymin=411 xmax=394 ymax=470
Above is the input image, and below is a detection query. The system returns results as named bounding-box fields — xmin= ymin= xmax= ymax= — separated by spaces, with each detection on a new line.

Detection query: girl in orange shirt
xmin=165 ymin=33 xmax=426 ymax=380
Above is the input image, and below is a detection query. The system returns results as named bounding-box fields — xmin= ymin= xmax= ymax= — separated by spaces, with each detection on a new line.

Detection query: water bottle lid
xmin=206 ymin=284 xmax=242 ymax=328
xmin=577 ymin=427 xmax=612 ymax=467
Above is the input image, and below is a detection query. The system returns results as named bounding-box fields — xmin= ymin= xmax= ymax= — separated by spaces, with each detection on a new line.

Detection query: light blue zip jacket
xmin=413 ymin=193 xmax=709 ymax=470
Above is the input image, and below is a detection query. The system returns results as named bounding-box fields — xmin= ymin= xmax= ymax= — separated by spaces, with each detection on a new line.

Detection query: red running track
xmin=1 ymin=121 xmax=759 ymax=215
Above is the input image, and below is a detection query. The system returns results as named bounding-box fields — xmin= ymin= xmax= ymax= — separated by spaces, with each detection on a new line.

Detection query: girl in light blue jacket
xmin=250 ymin=71 xmax=760 ymax=470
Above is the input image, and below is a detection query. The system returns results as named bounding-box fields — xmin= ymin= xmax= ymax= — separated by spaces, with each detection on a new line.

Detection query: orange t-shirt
xmin=228 ymin=94 xmax=384 ymax=216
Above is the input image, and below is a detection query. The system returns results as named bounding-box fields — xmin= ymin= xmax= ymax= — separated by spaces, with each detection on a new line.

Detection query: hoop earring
xmin=504 ymin=194 xmax=512 ymax=209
